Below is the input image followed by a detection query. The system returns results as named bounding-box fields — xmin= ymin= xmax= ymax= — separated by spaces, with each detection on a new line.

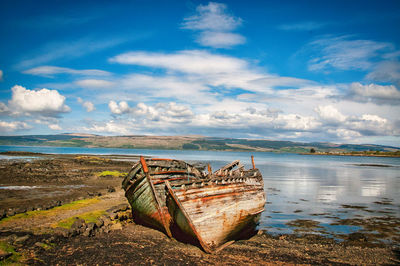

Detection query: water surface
xmin=1 ymin=145 xmax=399 ymax=238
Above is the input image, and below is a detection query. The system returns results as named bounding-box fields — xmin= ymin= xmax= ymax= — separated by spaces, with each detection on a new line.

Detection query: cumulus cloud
xmin=327 ymin=128 xmax=362 ymax=139
xmin=312 ymin=104 xmax=395 ymax=139
xmin=82 ymin=120 xmax=132 ymax=135
xmin=6 ymin=85 xmax=70 ymax=117
xmin=0 ymin=70 xmax=3 ymax=81
xmin=0 ymin=120 xmax=31 ymax=132
xmin=33 ymin=117 xmax=62 ymax=131
xmin=306 ymin=35 xmax=393 ymax=71
xmin=75 ymin=79 xmax=114 ymax=88
xmin=109 ymin=101 xmax=131 ymax=115
xmin=181 ymin=2 xmax=245 ymax=48
xmin=23 ymin=66 xmax=111 ymax=77
xmin=348 ymin=82 xmax=400 ymax=105
xmin=343 ymin=114 xmax=393 ymax=136
xmin=77 ymin=97 xmax=95 ymax=112
xmin=315 ymin=105 xmax=346 ymax=124
xmin=109 ymin=101 xmax=194 ymax=124
xmin=48 ymin=124 xmax=62 ymax=130
xmin=134 ymin=102 xmax=194 ymax=123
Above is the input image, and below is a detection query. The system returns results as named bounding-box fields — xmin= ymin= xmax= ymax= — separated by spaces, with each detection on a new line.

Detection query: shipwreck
xmin=122 ymin=156 xmax=266 ymax=253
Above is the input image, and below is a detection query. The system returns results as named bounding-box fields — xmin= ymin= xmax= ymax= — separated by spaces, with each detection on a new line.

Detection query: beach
xmin=0 ymin=152 xmax=399 ymax=265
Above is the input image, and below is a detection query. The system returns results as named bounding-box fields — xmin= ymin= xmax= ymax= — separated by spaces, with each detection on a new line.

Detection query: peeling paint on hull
xmin=123 ymin=157 xmax=203 ymax=237
xmin=123 ymin=156 xmax=267 ymax=253
xmin=166 ymin=169 xmax=266 ymax=253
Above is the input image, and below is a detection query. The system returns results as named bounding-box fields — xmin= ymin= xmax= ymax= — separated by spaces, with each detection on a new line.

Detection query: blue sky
xmin=1 ymin=0 xmax=400 ymax=146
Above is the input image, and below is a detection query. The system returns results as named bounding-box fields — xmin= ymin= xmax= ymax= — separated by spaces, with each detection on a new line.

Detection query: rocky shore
xmin=1 ymin=152 xmax=399 ymax=265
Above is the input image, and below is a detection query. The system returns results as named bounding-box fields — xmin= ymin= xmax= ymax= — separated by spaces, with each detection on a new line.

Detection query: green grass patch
xmin=0 ymin=241 xmax=22 ymax=265
xmin=36 ymin=242 xmax=55 ymax=250
xmin=97 ymin=170 xmax=127 ymax=178
xmin=0 ymin=198 xmax=100 ymax=225
xmin=54 ymin=210 xmax=106 ymax=229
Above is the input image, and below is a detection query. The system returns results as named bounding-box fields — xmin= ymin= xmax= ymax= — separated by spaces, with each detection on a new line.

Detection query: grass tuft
xmin=97 ymin=170 xmax=127 ymax=178
xmin=54 ymin=210 xmax=106 ymax=229
xmin=0 ymin=198 xmax=100 ymax=225
xmin=0 ymin=241 xmax=22 ymax=265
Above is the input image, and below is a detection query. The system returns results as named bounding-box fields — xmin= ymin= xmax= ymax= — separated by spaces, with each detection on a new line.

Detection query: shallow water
xmin=0 ymin=185 xmax=88 ymax=190
xmin=1 ymin=145 xmax=399 ymax=238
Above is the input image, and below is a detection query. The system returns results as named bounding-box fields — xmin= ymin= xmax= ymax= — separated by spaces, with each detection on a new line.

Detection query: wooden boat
xmin=122 ymin=157 xmax=204 ymax=237
xmin=165 ymin=157 xmax=266 ymax=253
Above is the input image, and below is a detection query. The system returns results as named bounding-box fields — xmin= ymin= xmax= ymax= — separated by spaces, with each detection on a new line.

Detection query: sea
xmin=1 ymin=145 xmax=399 ymax=238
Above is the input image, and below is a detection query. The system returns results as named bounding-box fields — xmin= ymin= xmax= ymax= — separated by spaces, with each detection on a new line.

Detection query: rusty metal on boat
xmin=122 ymin=156 xmax=266 ymax=253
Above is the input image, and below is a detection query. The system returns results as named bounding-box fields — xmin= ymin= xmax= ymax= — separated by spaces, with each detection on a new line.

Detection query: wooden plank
xmin=213 ymin=160 xmax=240 ymax=175
xmin=165 ymin=181 xmax=212 ymax=253
xmin=169 ymin=174 xmax=265 ymax=251
xmin=141 ymin=156 xmax=172 ymax=237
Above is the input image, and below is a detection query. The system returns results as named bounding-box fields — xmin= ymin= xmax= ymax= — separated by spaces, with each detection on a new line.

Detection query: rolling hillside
xmin=0 ymin=134 xmax=398 ymax=154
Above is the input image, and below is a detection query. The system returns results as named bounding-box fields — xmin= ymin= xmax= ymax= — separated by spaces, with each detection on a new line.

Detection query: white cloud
xmin=33 ymin=117 xmax=59 ymax=125
xmin=75 ymin=79 xmax=114 ymax=88
xmin=181 ymin=2 xmax=245 ymax=48
xmin=48 ymin=124 xmax=62 ymax=130
xmin=119 ymin=74 xmax=213 ymax=104
xmin=133 ymin=102 xmax=193 ymax=123
xmin=182 ymin=2 xmax=242 ymax=31
xmin=110 ymin=50 xmax=247 ymax=75
xmin=0 ymin=102 xmax=10 ymax=114
xmin=306 ymin=36 xmax=393 ymax=71
xmin=24 ymin=66 xmax=111 ymax=77
xmin=82 ymin=120 xmax=132 ymax=135
xmin=77 ymin=97 xmax=95 ymax=112
xmin=8 ymin=85 xmax=70 ymax=116
xmin=82 ymin=102 xmax=95 ymax=112
xmin=348 ymin=82 xmax=400 ymax=104
xmin=0 ymin=121 xmax=31 ymax=132
xmin=367 ymin=61 xmax=400 ymax=87
xmin=0 ymin=70 xmax=3 ymax=81
xmin=315 ymin=105 xmax=346 ymax=124
xmin=328 ymin=128 xmax=362 ymax=139
xmin=109 ymin=100 xmax=131 ymax=115
xmin=110 ymin=50 xmax=313 ymax=105
xmin=196 ymin=31 xmax=245 ymax=48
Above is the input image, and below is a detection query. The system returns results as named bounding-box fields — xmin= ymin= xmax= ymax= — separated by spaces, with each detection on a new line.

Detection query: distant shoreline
xmin=1 ymin=134 xmax=399 ymax=155
xmin=301 ymin=152 xmax=400 ymax=158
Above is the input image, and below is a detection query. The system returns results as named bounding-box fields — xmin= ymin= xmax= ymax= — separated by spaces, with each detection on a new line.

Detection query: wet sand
xmin=1 ymin=152 xmax=399 ymax=265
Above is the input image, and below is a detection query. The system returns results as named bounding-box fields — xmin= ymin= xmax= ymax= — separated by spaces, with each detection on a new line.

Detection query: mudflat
xmin=0 ymin=152 xmax=399 ymax=265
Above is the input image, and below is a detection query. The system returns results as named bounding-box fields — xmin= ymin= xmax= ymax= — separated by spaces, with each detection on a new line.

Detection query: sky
xmin=0 ymin=0 xmax=400 ymax=146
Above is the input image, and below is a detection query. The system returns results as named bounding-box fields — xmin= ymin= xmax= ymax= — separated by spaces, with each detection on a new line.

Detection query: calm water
xmin=1 ymin=145 xmax=399 ymax=236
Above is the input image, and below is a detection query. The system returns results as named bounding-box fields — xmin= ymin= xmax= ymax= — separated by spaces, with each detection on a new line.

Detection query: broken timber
xmin=122 ymin=156 xmax=266 ymax=253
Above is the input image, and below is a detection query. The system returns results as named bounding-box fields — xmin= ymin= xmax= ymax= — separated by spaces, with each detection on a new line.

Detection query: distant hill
xmin=0 ymin=134 xmax=398 ymax=154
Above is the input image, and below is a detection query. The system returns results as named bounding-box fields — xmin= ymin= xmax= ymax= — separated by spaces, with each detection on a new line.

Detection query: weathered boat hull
xmin=122 ymin=157 xmax=204 ymax=237
xmin=165 ymin=169 xmax=266 ymax=253
xmin=124 ymin=174 xmax=172 ymax=236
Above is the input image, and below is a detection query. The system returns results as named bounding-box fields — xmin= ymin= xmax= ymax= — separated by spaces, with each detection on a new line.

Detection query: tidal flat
xmin=0 ymin=152 xmax=399 ymax=265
